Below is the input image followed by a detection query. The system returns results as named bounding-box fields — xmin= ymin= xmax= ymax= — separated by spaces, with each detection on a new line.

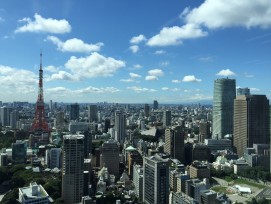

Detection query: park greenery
xmin=0 ymin=164 xmax=62 ymax=204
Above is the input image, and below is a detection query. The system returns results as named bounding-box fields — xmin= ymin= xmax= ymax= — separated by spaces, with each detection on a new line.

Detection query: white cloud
xmin=216 ymin=69 xmax=236 ymax=77
xmin=44 ymin=65 xmax=59 ymax=73
xmin=147 ymin=24 xmax=207 ymax=46
xmin=162 ymin=87 xmax=169 ymax=91
xmin=47 ymin=86 xmax=69 ymax=94
xmin=148 ymin=69 xmax=164 ymax=77
xmin=129 ymin=73 xmax=141 ymax=78
xmin=184 ymin=0 xmax=271 ymax=29
xmin=199 ymin=56 xmax=213 ymax=62
xmin=160 ymin=61 xmax=170 ymax=67
xmin=15 ymin=13 xmax=71 ymax=34
xmin=155 ymin=50 xmax=166 ymax=55
xmin=250 ymin=87 xmax=261 ymax=92
xmin=46 ymin=36 xmax=103 ymax=53
xmin=145 ymin=75 xmax=158 ymax=81
xmin=65 ymin=52 xmax=125 ymax=78
xmin=129 ymin=45 xmax=139 ymax=53
xmin=133 ymin=64 xmax=142 ymax=69
xmin=130 ymin=34 xmax=146 ymax=44
xmin=75 ymin=86 xmax=120 ymax=94
xmin=127 ymin=86 xmax=157 ymax=93
xmin=49 ymin=71 xmax=78 ymax=81
xmin=182 ymin=75 xmax=202 ymax=82
xmin=244 ymin=72 xmax=254 ymax=78
xmin=120 ymin=78 xmax=134 ymax=83
xmin=0 ymin=65 xmax=37 ymax=94
xmin=172 ymin=79 xmax=181 ymax=83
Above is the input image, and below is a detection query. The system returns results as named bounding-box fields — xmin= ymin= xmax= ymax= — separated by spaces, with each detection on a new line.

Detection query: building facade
xmin=212 ymin=78 xmax=236 ymax=139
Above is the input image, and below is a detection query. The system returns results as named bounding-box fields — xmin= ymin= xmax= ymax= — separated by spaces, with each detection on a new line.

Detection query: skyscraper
xmin=237 ymin=87 xmax=250 ymax=96
xmin=212 ymin=78 xmax=236 ymax=139
xmin=12 ymin=140 xmax=27 ymax=164
xmin=143 ymin=154 xmax=169 ymax=204
xmin=100 ymin=139 xmax=119 ymax=177
xmin=62 ymin=134 xmax=84 ymax=204
xmin=144 ymin=104 xmax=150 ymax=117
xmin=233 ymin=95 xmax=270 ymax=157
xmin=114 ymin=111 xmax=126 ymax=144
xmin=88 ymin=105 xmax=98 ymax=122
xmin=70 ymin=103 xmax=79 ymax=121
xmin=10 ymin=110 xmax=19 ymax=129
xmin=0 ymin=106 xmax=13 ymax=127
xmin=164 ymin=126 xmax=185 ymax=163
xmin=163 ymin=110 xmax=171 ymax=127
xmin=153 ymin=100 xmax=158 ymax=110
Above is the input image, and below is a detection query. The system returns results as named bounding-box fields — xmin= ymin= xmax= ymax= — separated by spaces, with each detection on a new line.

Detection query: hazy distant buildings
xmin=212 ymin=78 xmax=236 ymax=139
xmin=237 ymin=87 xmax=250 ymax=96
xmin=143 ymin=154 xmax=169 ymax=204
xmin=62 ymin=134 xmax=84 ymax=204
xmin=234 ymin=95 xmax=270 ymax=157
xmin=153 ymin=100 xmax=158 ymax=110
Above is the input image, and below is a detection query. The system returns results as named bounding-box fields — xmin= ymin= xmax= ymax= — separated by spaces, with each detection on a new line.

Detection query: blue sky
xmin=0 ymin=0 xmax=270 ymax=103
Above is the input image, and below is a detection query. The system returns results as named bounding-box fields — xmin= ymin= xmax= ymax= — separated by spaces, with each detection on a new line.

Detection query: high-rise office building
xmin=114 ymin=111 xmax=126 ymax=144
xmin=199 ymin=121 xmax=211 ymax=143
xmin=10 ymin=110 xmax=19 ymax=129
xmin=143 ymin=154 xmax=169 ymax=204
xmin=70 ymin=103 xmax=79 ymax=121
xmin=62 ymin=134 xmax=84 ymax=204
xmin=144 ymin=104 xmax=150 ymax=117
xmin=12 ymin=140 xmax=27 ymax=164
xmin=163 ymin=110 xmax=171 ymax=127
xmin=104 ymin=118 xmax=110 ymax=133
xmin=237 ymin=87 xmax=250 ymax=96
xmin=100 ymin=139 xmax=119 ymax=177
xmin=88 ymin=105 xmax=98 ymax=122
xmin=164 ymin=126 xmax=185 ymax=163
xmin=233 ymin=95 xmax=270 ymax=157
xmin=153 ymin=100 xmax=158 ymax=110
xmin=212 ymin=78 xmax=236 ymax=139
xmin=0 ymin=106 xmax=13 ymax=127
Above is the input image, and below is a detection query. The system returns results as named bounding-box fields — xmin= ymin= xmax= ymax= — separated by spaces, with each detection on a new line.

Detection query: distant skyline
xmin=0 ymin=1 xmax=270 ymax=103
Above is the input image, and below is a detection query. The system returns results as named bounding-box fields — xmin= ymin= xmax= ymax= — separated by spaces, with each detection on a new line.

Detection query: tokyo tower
xmin=31 ymin=51 xmax=49 ymax=132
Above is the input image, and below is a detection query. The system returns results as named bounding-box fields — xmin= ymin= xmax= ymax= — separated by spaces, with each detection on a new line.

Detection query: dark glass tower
xmin=212 ymin=78 xmax=236 ymax=139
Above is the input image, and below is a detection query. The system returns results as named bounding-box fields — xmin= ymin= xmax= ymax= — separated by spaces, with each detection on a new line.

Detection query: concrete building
xmin=204 ymin=139 xmax=232 ymax=151
xmin=18 ymin=182 xmax=53 ymax=204
xmin=62 ymin=134 xmax=84 ymax=204
xmin=10 ymin=110 xmax=19 ymax=129
xmin=12 ymin=140 xmax=27 ymax=164
xmin=46 ymin=148 xmax=62 ymax=169
xmin=133 ymin=164 xmax=143 ymax=201
xmin=153 ymin=100 xmax=158 ymax=110
xmin=144 ymin=104 xmax=150 ymax=117
xmin=212 ymin=78 xmax=236 ymax=139
xmin=165 ymin=126 xmax=185 ymax=163
xmin=190 ymin=160 xmax=210 ymax=179
xmin=234 ymin=95 xmax=270 ymax=157
xmin=185 ymin=178 xmax=208 ymax=203
xmin=192 ymin=143 xmax=211 ymax=162
xmin=68 ymin=121 xmax=89 ymax=134
xmin=55 ymin=111 xmax=65 ymax=131
xmin=143 ymin=154 xmax=169 ymax=204
xmin=200 ymin=189 xmax=217 ymax=204
xmin=88 ymin=105 xmax=98 ymax=122
xmin=114 ymin=111 xmax=126 ymax=144
xmin=100 ymin=139 xmax=119 ymax=177
xmin=199 ymin=121 xmax=211 ymax=143
xmin=170 ymin=191 xmax=199 ymax=204
xmin=237 ymin=87 xmax=250 ymax=96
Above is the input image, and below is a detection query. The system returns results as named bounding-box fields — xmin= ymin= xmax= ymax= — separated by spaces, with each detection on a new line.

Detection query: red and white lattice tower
xmin=31 ymin=51 xmax=49 ymax=132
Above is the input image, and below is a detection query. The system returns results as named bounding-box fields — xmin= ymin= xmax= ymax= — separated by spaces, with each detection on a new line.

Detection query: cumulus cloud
xmin=182 ymin=75 xmax=202 ymax=82
xmin=15 ymin=13 xmax=71 ymax=34
xmin=44 ymin=65 xmax=60 ymax=73
xmin=129 ymin=45 xmax=139 ymax=53
xmin=49 ymin=71 xmax=78 ymax=81
xmin=216 ymin=69 xmax=236 ymax=77
xmin=130 ymin=34 xmax=146 ymax=44
xmin=147 ymin=24 xmax=207 ymax=46
xmin=162 ymin=87 xmax=169 ymax=91
xmin=47 ymin=86 xmax=120 ymax=95
xmin=145 ymin=76 xmax=158 ymax=81
xmin=127 ymin=86 xmax=157 ymax=93
xmin=64 ymin=52 xmax=125 ymax=78
xmin=0 ymin=65 xmax=37 ymax=94
xmin=184 ymin=0 xmax=271 ymax=29
xmin=129 ymin=73 xmax=141 ymax=78
xmin=120 ymin=78 xmax=134 ymax=83
xmin=172 ymin=79 xmax=181 ymax=83
xmin=148 ymin=69 xmax=164 ymax=77
xmin=46 ymin=36 xmax=103 ymax=53
xmin=250 ymin=87 xmax=261 ymax=92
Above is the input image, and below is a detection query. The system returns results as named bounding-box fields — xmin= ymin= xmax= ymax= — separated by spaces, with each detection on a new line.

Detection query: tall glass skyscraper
xmin=212 ymin=78 xmax=236 ymax=139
